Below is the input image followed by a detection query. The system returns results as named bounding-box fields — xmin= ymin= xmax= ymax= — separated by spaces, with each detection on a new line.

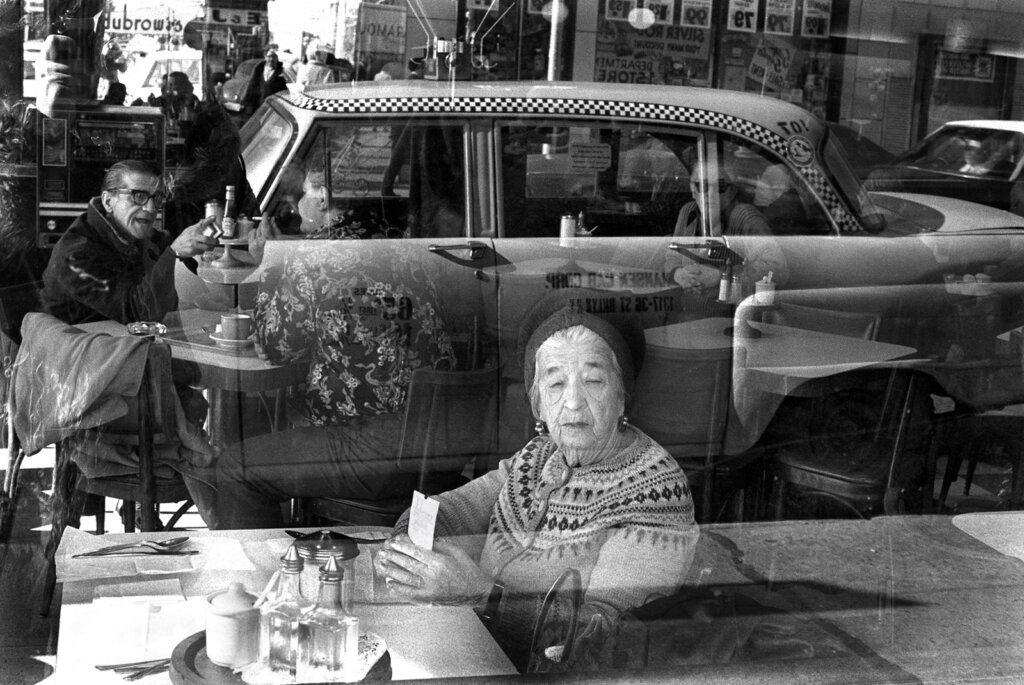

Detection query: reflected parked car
xmin=231 ymin=81 xmax=1024 ymax=520
xmin=866 ymin=120 xmax=1024 ymax=212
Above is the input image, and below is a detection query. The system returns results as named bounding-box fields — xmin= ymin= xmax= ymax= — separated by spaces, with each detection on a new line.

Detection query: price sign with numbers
xmin=765 ymin=0 xmax=795 ymax=36
xmin=680 ymin=0 xmax=713 ymax=29
xmin=727 ymin=0 xmax=758 ymax=33
xmin=801 ymin=0 xmax=832 ymax=38
xmin=647 ymin=0 xmax=675 ymax=24
xmin=604 ymin=0 xmax=636 ymax=21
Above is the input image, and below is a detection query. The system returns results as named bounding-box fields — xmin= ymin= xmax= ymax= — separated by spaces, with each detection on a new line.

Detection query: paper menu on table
xmin=408 ymin=491 xmax=439 ymax=550
xmin=60 ymin=579 xmax=204 ymax=681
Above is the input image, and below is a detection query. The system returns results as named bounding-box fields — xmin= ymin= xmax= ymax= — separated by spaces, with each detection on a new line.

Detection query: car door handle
xmin=668 ymin=240 xmax=745 ymax=267
xmin=428 ymin=241 xmax=489 ymax=260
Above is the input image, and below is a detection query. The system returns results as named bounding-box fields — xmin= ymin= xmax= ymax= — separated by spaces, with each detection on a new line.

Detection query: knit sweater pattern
xmin=400 ymin=427 xmax=699 ymax=669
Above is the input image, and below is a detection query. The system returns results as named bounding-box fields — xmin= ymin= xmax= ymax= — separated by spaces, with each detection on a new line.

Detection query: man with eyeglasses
xmin=42 ymin=159 xmax=217 ymax=325
xmin=40 ymin=159 xmax=220 ymax=528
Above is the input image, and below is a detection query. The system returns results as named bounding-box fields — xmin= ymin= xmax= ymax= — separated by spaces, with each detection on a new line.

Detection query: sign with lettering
xmin=680 ymin=0 xmax=713 ymax=29
xmin=103 ymin=2 xmax=202 ymax=35
xmin=801 ymin=0 xmax=831 ymax=38
xmin=936 ymin=50 xmax=995 ymax=82
xmin=747 ymin=36 xmax=794 ymax=92
xmin=569 ymin=142 xmax=612 ymax=172
xmin=604 ymin=0 xmax=636 ymax=22
xmin=356 ymin=2 xmax=406 ymax=66
xmin=727 ymin=0 xmax=759 ymax=33
xmin=204 ymin=6 xmax=265 ymax=29
xmin=765 ymin=0 xmax=795 ymax=36
xmin=594 ymin=12 xmax=712 ymax=86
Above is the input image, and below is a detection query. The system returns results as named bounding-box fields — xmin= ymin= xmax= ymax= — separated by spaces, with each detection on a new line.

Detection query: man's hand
xmin=375 ymin=533 xmax=493 ymax=605
xmin=171 ymin=216 xmax=219 ymax=259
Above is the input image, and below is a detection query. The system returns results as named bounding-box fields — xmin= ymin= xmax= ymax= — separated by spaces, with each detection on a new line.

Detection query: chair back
xmin=0 ymin=281 xmax=43 ymax=346
xmin=398 ymin=365 xmax=502 ymax=493
xmin=631 ymin=345 xmax=734 ymax=461
xmin=765 ymin=302 xmax=880 ymax=340
xmin=631 ymin=345 xmax=736 ymax=522
xmin=92 ymin=340 xmax=178 ymax=446
xmin=76 ymin=339 xmax=188 ymax=532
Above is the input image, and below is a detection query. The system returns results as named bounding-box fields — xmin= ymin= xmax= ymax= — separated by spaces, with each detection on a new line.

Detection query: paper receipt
xmin=408 ymin=491 xmax=439 ymax=550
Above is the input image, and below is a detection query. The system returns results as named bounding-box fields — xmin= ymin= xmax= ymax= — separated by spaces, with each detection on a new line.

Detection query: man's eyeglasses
xmin=115 ymin=188 xmax=167 ymax=208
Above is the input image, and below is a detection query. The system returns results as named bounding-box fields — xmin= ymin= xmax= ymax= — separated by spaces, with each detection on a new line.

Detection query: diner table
xmin=52 ymin=526 xmax=518 ymax=684
xmin=643 ymin=316 xmax=920 ymax=454
xmin=78 ymin=310 xmax=307 ymax=447
xmin=51 ymin=513 xmax=1024 ymax=683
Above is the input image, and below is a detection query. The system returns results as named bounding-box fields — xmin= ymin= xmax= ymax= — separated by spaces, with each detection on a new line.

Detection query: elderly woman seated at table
xmin=375 ymin=299 xmax=700 ymax=670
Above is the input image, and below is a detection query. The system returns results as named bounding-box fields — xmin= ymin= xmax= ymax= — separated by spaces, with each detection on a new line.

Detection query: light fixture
xmin=628 ymin=7 xmax=656 ymax=30
xmin=541 ymin=1 xmax=570 ymax=24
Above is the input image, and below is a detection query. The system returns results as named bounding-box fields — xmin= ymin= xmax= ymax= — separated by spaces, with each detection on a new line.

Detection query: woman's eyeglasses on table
xmin=116 ymin=188 xmax=167 ymax=207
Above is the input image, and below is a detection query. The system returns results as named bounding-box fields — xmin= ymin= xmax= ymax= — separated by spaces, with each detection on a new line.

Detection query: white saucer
xmin=208 ymin=332 xmax=255 ymax=351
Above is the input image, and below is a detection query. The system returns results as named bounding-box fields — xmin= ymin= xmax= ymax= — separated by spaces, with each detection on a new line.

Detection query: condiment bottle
xmin=221 ymin=185 xmax=238 ymax=238
xmin=718 ymin=265 xmax=732 ymax=302
xmin=259 ymin=546 xmax=312 ymax=676
xmin=297 ymin=555 xmax=360 ymax=683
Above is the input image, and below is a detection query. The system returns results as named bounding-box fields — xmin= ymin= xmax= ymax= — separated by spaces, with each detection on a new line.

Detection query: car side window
xmin=497 ymin=121 xmax=698 ymax=238
xmin=720 ymin=136 xmax=834 ymax=236
xmin=265 ymin=119 xmax=466 ymax=239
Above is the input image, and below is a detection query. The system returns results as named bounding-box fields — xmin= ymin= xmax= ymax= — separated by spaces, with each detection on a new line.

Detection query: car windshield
xmin=240 ymin=103 xmax=296 ymax=202
xmin=898 ymin=125 xmax=1024 ymax=180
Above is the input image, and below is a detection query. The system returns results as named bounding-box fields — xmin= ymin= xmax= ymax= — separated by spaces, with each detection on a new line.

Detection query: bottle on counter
xmin=221 ymin=185 xmax=238 ymax=238
xmin=717 ymin=265 xmax=732 ymax=303
xmin=730 ymin=274 xmax=742 ymax=304
xmin=297 ymin=555 xmax=360 ymax=683
xmin=259 ymin=545 xmax=312 ymax=676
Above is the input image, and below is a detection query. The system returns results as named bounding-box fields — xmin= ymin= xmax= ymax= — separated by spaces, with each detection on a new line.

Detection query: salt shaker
xmin=297 ymin=556 xmax=360 ymax=682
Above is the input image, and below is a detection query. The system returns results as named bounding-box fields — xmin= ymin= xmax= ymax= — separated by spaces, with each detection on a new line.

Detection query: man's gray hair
xmin=102 ymin=160 xmax=160 ymax=193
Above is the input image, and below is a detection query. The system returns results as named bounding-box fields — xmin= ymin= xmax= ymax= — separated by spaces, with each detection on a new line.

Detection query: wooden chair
xmin=1 ymin=281 xmax=45 ymax=540
xmin=631 ymin=344 xmax=760 ymax=523
xmin=303 ymin=365 xmax=501 ymax=527
xmin=762 ymin=304 xmax=930 ymax=519
xmin=69 ymin=340 xmax=195 ymax=532
xmin=41 ymin=339 xmax=195 ymax=615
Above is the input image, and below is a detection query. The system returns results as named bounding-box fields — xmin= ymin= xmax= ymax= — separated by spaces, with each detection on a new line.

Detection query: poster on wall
xmin=801 ymin=0 xmax=831 ymax=38
xmin=936 ymin=50 xmax=995 ymax=82
xmin=765 ymin=0 xmax=796 ymax=36
xmin=680 ymin=0 xmax=713 ymax=29
xmin=727 ymin=0 xmax=759 ymax=33
xmin=355 ymin=2 xmax=406 ymax=73
xmin=747 ymin=34 xmax=797 ymax=93
xmin=595 ymin=0 xmax=713 ymax=86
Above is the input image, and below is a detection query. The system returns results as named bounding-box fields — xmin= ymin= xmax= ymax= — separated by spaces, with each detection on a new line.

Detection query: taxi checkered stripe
xmin=294 ymin=92 xmax=863 ymax=232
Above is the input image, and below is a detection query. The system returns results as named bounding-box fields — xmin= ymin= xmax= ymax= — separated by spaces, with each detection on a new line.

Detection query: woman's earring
xmin=618 ymin=415 xmax=630 ymax=432
xmin=534 ymin=420 xmax=548 ymax=435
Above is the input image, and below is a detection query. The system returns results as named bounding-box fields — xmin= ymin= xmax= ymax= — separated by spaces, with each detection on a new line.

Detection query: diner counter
xmin=51 ymin=514 xmax=1024 ymax=683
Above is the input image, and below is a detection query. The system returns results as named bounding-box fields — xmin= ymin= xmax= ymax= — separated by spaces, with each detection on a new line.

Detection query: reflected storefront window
xmin=4 ymin=1 xmax=1024 ymax=684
